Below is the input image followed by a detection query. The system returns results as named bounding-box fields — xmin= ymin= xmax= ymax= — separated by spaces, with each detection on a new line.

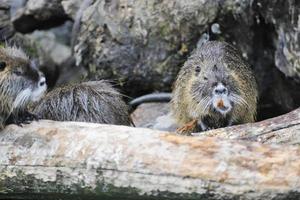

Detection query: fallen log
xmin=198 ymin=107 xmax=300 ymax=145
xmin=0 ymin=120 xmax=300 ymax=200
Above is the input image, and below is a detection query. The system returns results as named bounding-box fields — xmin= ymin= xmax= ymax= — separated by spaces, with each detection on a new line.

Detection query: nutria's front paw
xmin=7 ymin=111 xmax=40 ymax=126
xmin=176 ymin=119 xmax=197 ymax=135
xmin=5 ymin=114 xmax=23 ymax=126
xmin=20 ymin=111 xmax=40 ymax=123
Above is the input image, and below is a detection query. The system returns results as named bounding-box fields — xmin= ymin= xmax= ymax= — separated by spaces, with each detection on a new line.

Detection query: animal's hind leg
xmin=5 ymin=111 xmax=39 ymax=126
xmin=5 ymin=113 xmax=22 ymax=126
xmin=18 ymin=111 xmax=40 ymax=123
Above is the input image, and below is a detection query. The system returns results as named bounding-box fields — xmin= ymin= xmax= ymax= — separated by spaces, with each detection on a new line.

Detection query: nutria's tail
xmin=129 ymin=92 xmax=172 ymax=111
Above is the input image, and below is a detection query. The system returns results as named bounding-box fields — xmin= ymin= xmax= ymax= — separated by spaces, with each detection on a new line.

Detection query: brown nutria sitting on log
xmin=33 ymin=81 xmax=133 ymax=126
xmin=171 ymin=41 xmax=258 ymax=134
xmin=0 ymin=45 xmax=47 ymax=129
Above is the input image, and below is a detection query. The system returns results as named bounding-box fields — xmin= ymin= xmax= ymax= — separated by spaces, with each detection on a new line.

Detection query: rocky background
xmin=0 ymin=0 xmax=299 ymax=124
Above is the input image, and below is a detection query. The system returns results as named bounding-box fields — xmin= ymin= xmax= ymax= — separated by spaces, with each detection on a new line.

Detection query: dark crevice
xmin=210 ymin=6 xmax=300 ymax=122
xmin=250 ymin=12 xmax=300 ymax=121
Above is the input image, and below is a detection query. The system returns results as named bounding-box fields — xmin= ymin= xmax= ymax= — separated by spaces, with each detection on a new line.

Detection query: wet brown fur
xmin=33 ymin=81 xmax=133 ymax=126
xmin=0 ymin=46 xmax=44 ymax=129
xmin=171 ymin=41 xmax=258 ymax=131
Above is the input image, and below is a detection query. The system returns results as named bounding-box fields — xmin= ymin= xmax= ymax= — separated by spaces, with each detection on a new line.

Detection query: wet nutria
xmin=0 ymin=45 xmax=47 ymax=129
xmin=171 ymin=41 xmax=258 ymax=133
xmin=33 ymin=81 xmax=133 ymax=126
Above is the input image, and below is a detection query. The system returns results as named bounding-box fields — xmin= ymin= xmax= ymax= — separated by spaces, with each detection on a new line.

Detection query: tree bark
xmin=199 ymin=107 xmax=300 ymax=145
xmin=0 ymin=120 xmax=300 ymax=200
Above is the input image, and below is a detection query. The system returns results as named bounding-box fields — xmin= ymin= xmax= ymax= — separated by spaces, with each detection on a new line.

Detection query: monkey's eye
xmin=195 ymin=66 xmax=201 ymax=73
xmin=0 ymin=61 xmax=6 ymax=71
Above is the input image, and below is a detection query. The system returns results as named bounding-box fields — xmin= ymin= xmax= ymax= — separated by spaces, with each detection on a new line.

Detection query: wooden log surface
xmin=0 ymin=120 xmax=300 ymax=200
xmin=198 ymin=107 xmax=300 ymax=145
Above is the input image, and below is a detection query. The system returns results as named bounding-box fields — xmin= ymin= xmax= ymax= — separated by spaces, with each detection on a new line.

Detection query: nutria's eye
xmin=13 ymin=69 xmax=23 ymax=76
xmin=203 ymin=76 xmax=208 ymax=80
xmin=195 ymin=66 xmax=201 ymax=73
xmin=0 ymin=61 xmax=6 ymax=71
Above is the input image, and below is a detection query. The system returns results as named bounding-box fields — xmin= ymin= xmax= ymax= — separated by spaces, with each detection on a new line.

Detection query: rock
xmin=0 ymin=1 xmax=15 ymax=41
xmin=63 ymin=0 xmax=94 ymax=51
xmin=8 ymin=0 xmax=26 ymax=16
xmin=131 ymin=103 xmax=169 ymax=126
xmin=152 ymin=113 xmax=178 ymax=132
xmin=49 ymin=20 xmax=73 ymax=46
xmin=55 ymin=57 xmax=88 ymax=86
xmin=74 ymin=0 xmax=219 ymax=96
xmin=11 ymin=0 xmax=69 ymax=33
xmin=27 ymin=28 xmax=71 ymax=65
xmin=61 ymin=0 xmax=82 ymax=20
xmin=258 ymin=0 xmax=300 ymax=82
xmin=257 ymin=0 xmax=300 ymax=118
xmin=131 ymin=102 xmax=178 ymax=131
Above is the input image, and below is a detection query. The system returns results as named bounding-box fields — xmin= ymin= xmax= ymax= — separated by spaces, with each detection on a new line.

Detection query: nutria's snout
xmin=213 ymin=83 xmax=228 ymax=95
xmin=212 ymin=83 xmax=232 ymax=115
xmin=31 ymin=75 xmax=47 ymax=102
xmin=39 ymin=76 xmax=46 ymax=87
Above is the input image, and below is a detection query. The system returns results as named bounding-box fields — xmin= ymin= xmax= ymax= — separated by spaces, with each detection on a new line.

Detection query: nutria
xmin=33 ymin=81 xmax=133 ymax=126
xmin=171 ymin=41 xmax=258 ymax=134
xmin=0 ymin=45 xmax=47 ymax=129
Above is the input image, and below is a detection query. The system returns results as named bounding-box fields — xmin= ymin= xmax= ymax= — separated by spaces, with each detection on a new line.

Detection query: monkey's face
xmin=0 ymin=47 xmax=47 ymax=110
xmin=191 ymin=63 xmax=245 ymax=116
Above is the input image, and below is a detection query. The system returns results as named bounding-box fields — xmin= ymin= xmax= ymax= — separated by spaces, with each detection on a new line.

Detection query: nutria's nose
xmin=214 ymin=88 xmax=227 ymax=94
xmin=213 ymin=83 xmax=228 ymax=95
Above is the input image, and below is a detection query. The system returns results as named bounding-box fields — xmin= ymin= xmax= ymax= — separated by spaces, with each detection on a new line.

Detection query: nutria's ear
xmin=195 ymin=66 xmax=201 ymax=74
xmin=0 ymin=61 xmax=6 ymax=71
xmin=212 ymin=64 xmax=218 ymax=72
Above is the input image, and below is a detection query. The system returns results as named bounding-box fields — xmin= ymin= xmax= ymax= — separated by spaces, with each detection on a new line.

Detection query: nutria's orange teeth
xmin=217 ymin=100 xmax=224 ymax=108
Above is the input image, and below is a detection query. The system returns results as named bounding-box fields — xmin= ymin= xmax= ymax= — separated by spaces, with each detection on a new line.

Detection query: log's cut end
xmin=0 ymin=120 xmax=300 ymax=200
xmin=198 ymin=107 xmax=300 ymax=145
